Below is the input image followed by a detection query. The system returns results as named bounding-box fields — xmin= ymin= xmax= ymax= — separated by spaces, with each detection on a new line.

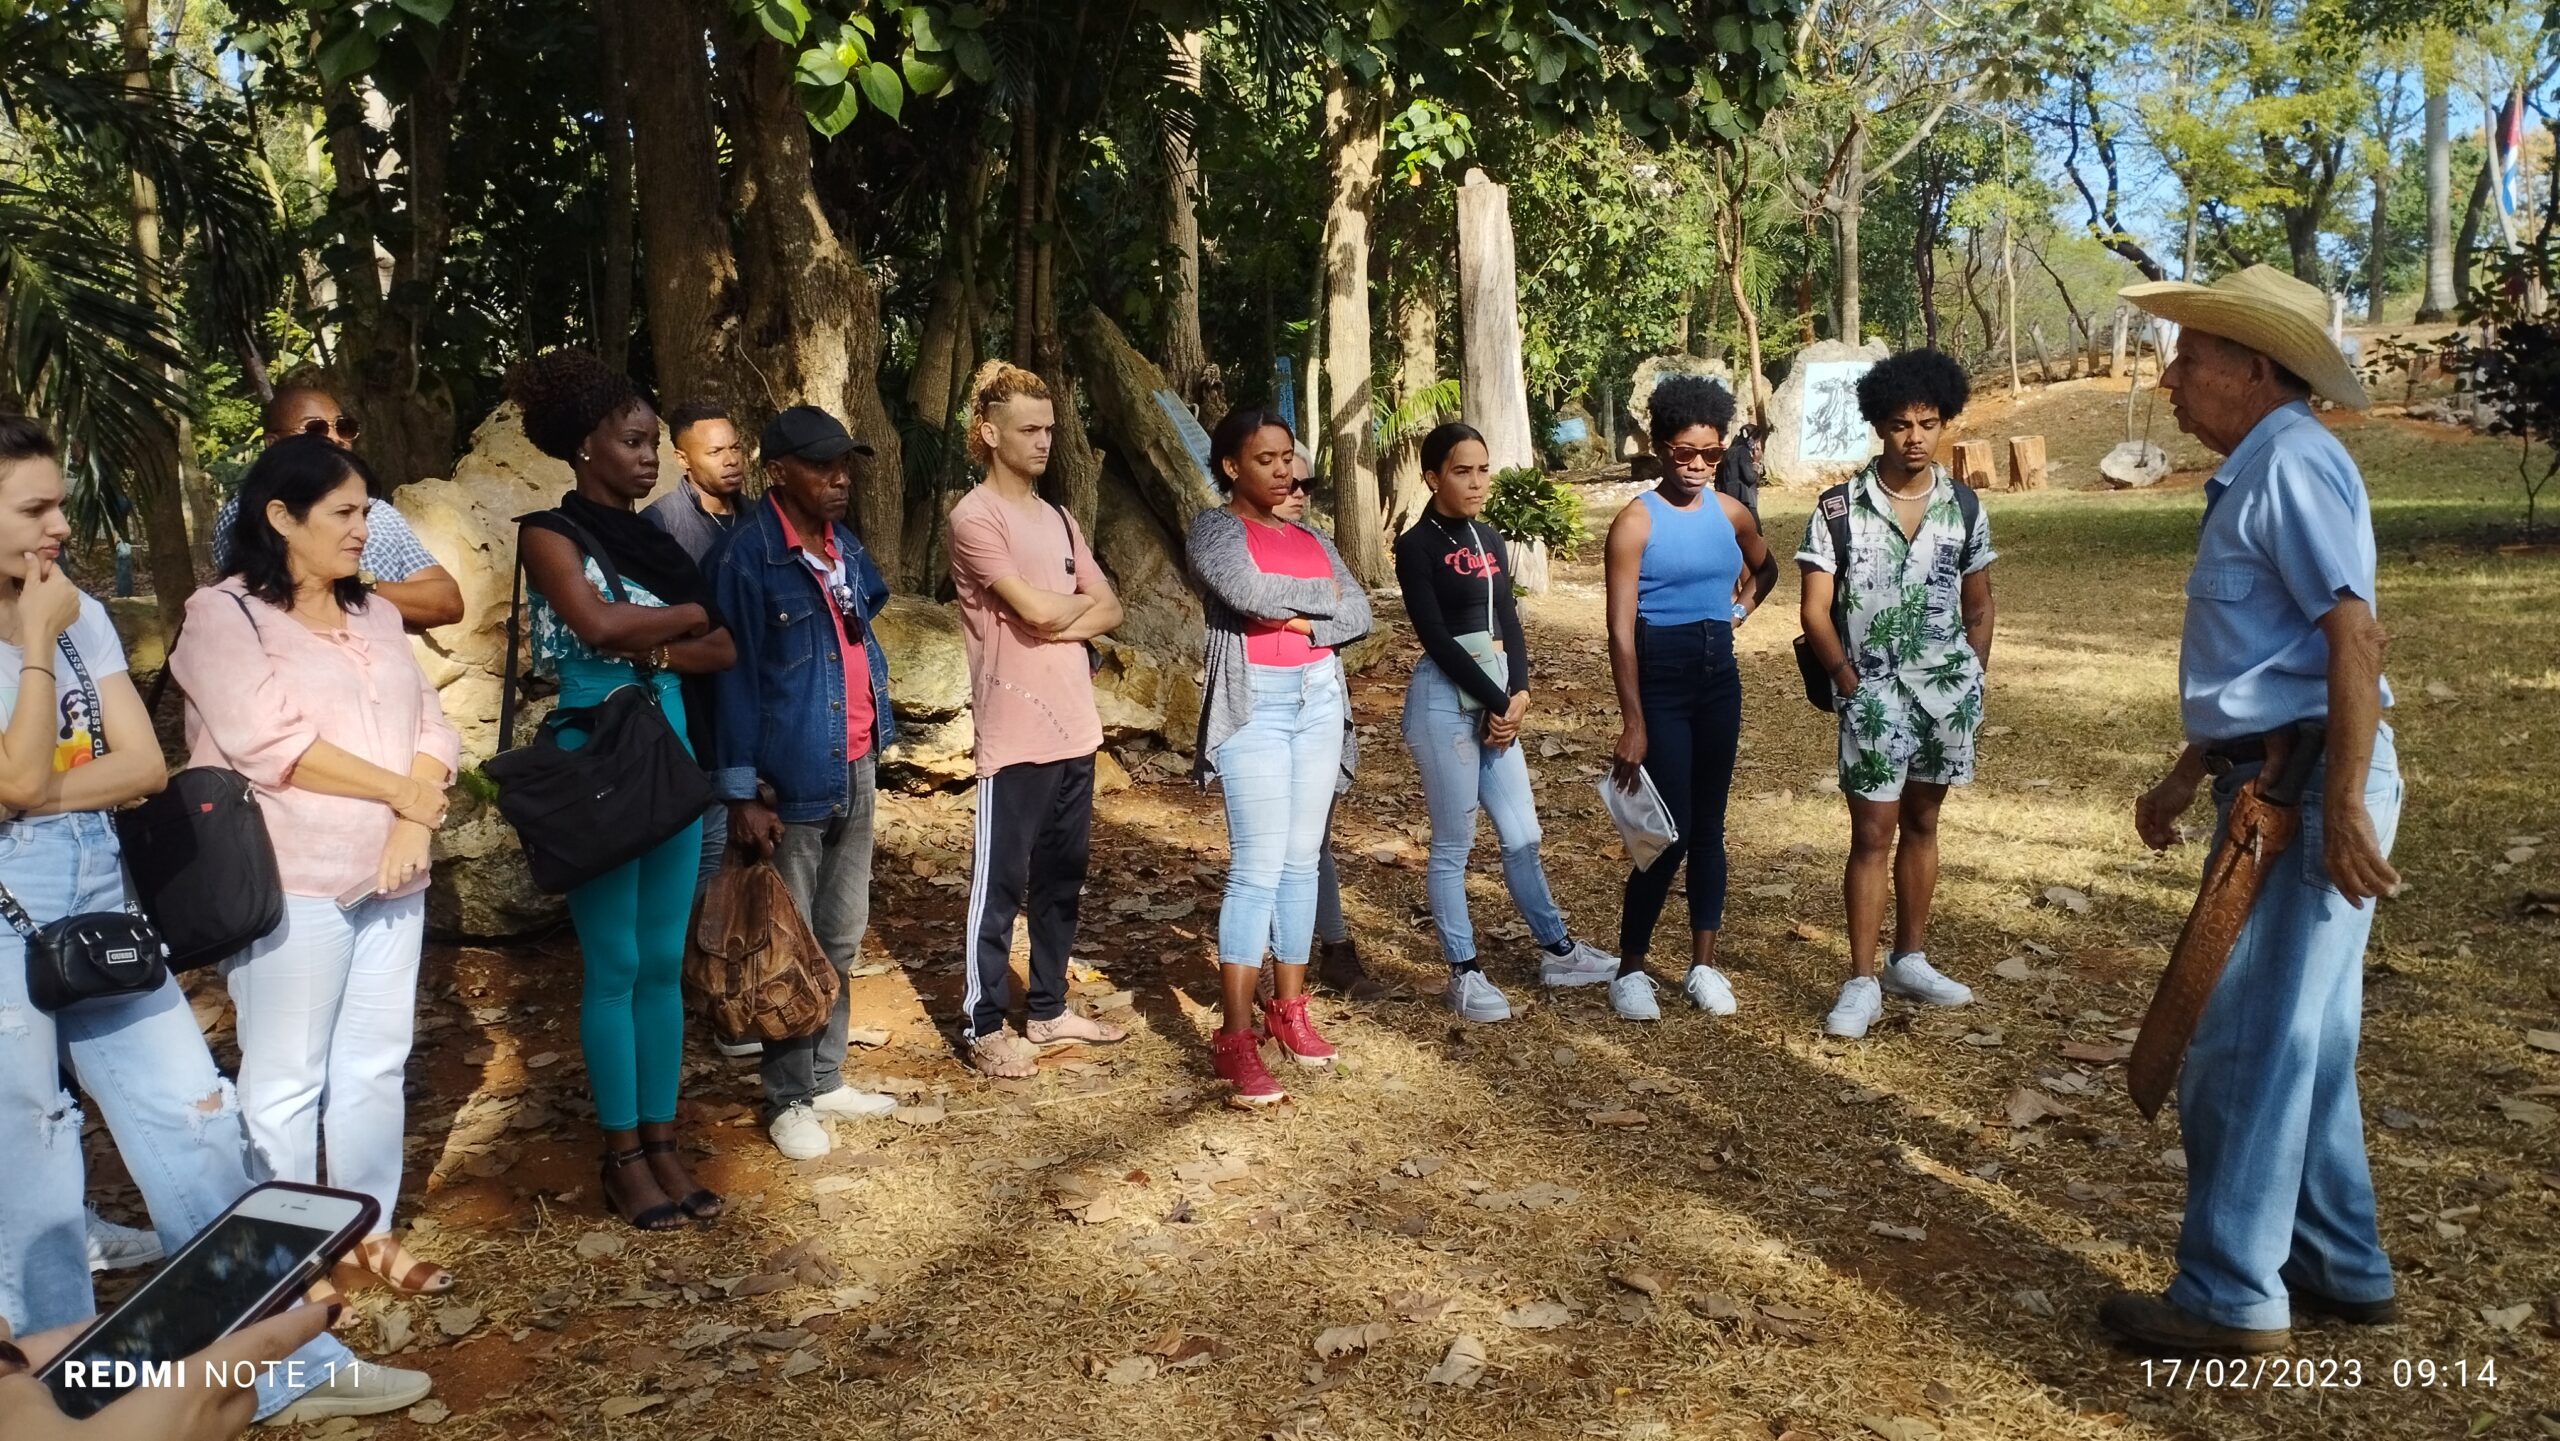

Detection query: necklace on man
xmin=1878 ymin=470 xmax=1932 ymax=502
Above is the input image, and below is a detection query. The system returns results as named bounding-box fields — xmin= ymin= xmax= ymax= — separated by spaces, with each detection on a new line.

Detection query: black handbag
xmin=485 ymin=513 xmax=714 ymax=895
xmin=122 ymin=591 xmax=286 ymax=972
xmin=3 ymin=880 xmax=171 ymax=1014
xmin=117 ymin=767 xmax=284 ymax=973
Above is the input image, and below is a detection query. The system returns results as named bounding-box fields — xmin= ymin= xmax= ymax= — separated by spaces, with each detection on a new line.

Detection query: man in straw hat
xmin=2101 ymin=265 xmax=2404 ymax=1353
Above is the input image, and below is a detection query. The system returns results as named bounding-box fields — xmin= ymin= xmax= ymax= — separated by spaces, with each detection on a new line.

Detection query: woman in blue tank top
xmin=1601 ymin=376 xmax=1778 ymax=1021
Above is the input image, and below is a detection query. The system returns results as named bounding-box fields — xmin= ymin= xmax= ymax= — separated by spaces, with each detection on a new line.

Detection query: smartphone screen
xmin=38 ymin=1185 xmax=372 ymax=1419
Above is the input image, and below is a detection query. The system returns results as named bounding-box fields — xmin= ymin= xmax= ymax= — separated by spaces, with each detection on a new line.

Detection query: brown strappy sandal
xmin=353 ymin=1235 xmax=454 ymax=1296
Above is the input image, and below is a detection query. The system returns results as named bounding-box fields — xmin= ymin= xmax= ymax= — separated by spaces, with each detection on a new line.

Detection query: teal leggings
xmin=558 ymin=664 xmax=700 ymax=1132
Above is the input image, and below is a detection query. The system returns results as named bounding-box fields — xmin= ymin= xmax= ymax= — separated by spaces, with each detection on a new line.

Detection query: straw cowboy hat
xmin=2120 ymin=264 xmax=2368 ymax=410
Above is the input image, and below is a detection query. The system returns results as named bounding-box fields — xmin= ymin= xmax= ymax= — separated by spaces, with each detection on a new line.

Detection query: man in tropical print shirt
xmin=1796 ymin=349 xmax=1997 ymax=1040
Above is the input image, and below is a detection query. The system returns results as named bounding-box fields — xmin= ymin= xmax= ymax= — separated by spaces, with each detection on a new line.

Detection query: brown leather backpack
xmin=682 ymin=860 xmax=839 ymax=1043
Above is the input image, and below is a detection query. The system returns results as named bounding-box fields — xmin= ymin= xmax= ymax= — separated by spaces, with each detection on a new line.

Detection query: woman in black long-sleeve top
xmin=1395 ymin=423 xmax=1618 ymax=1026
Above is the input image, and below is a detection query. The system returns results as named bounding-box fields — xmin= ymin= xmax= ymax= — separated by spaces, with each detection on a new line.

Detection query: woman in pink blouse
xmin=172 ymin=436 xmax=461 ymax=1295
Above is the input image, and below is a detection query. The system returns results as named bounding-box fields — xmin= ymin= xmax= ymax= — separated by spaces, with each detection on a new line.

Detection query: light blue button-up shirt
xmin=2179 ymin=401 xmax=2393 ymax=742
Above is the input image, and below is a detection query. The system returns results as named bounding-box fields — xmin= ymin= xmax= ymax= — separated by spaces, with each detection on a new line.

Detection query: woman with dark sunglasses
xmin=1602 ymin=376 xmax=1778 ymax=1022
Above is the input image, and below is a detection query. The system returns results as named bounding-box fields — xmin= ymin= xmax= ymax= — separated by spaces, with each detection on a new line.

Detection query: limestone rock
xmin=1546 ymin=399 xmax=1608 ymax=470
xmin=1761 ymin=338 xmax=1890 ymax=488
xmin=2099 ymin=440 xmax=2170 ymax=489
xmin=105 ymin=596 xmax=167 ymax=678
xmin=871 ymin=594 xmax=968 ymax=721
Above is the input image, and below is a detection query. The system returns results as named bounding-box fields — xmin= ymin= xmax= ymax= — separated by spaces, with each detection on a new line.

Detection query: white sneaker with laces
xmin=1681 ymin=964 xmax=1738 ymax=1015
xmin=1609 ymin=971 xmax=1662 ymax=1021
xmin=1537 ymin=938 xmax=1619 ymax=988
xmin=768 ymin=1102 xmax=832 ymax=1160
xmin=1825 ymin=975 xmax=1884 ymax=1038
xmin=715 ymin=1036 xmax=765 ymax=1060
xmin=810 ymin=1085 xmax=897 ymax=1120
xmin=263 ymin=1362 xmax=434 ymax=1423
xmin=84 ymin=1206 xmax=162 ymax=1274
xmin=1445 ymin=968 xmax=1513 ymax=1023
xmin=1881 ymin=952 xmax=1974 ymax=1007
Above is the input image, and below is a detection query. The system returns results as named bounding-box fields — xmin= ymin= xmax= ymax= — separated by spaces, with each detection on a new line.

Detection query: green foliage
xmin=1481 ymin=465 xmax=1584 ymax=553
xmin=733 ymin=1 xmax=983 ymax=137
xmin=2456 ymin=242 xmax=2560 ymax=537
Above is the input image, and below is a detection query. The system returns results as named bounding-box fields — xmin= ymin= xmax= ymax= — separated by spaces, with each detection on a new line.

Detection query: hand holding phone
xmin=32 ymin=1183 xmax=376 ymax=1421
xmin=0 ymin=1305 xmax=333 ymax=1441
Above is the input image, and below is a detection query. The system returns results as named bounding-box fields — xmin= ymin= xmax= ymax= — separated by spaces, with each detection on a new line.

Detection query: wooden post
xmin=2030 ymin=322 xmax=2053 ymax=384
xmin=2110 ymin=303 xmax=2129 ymax=379
xmin=2005 ymin=435 xmax=2047 ymax=492
xmin=1457 ymin=168 xmax=1535 ymax=475
xmin=1952 ymin=439 xmax=1997 ymax=490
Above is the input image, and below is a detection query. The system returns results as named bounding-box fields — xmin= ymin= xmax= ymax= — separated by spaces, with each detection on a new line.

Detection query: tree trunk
xmin=1456 ymin=170 xmax=1535 ymax=473
xmin=626 ymin=0 xmax=737 ymax=409
xmin=2452 ymin=149 xmax=2491 ymax=303
xmin=2002 ymin=218 xmax=2020 ymax=396
xmin=120 ymin=0 xmax=205 ymax=606
xmin=1009 ymin=100 xmax=1038 ymax=367
xmin=729 ymin=34 xmax=904 ymax=576
xmin=1066 ymin=307 xmax=1217 ymax=541
xmin=1318 ymin=66 xmax=1385 ymax=584
xmin=2366 ymin=160 xmax=2390 ymax=324
xmin=1831 ymin=122 xmax=1865 ymax=344
xmin=594 ymin=0 xmax=636 ymax=368
xmin=1157 ymin=31 xmax=1206 ymax=399
xmin=1384 ymin=274 xmax=1438 ymax=534
xmin=2285 ymin=207 xmax=2323 ymax=284
xmin=2417 ymin=75 xmax=2456 ymax=320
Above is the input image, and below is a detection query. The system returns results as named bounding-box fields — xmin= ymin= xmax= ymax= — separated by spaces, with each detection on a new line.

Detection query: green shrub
xmin=1482 ymin=466 xmax=1583 ymax=555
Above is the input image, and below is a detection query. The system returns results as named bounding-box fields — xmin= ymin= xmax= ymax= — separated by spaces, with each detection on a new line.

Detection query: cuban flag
xmin=2498 ymin=92 xmax=2523 ymax=217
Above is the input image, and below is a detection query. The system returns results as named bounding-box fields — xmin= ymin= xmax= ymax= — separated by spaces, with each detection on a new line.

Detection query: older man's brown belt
xmin=2128 ymin=722 xmax=2327 ymax=1119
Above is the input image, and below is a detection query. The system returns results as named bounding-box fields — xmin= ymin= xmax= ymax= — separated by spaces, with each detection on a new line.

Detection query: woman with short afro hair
xmin=505 ymin=348 xmax=739 ymax=1230
xmin=1602 ymin=375 xmax=1780 ymax=1022
xmin=1796 ymin=347 xmax=1998 ymax=1041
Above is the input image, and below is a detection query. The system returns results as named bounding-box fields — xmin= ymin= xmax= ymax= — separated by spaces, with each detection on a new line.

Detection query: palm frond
xmin=1375 ymin=376 xmax=1461 ymax=451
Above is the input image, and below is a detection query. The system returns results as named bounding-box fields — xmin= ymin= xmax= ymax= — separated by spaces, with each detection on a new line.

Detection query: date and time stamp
xmin=2138 ymin=1355 xmax=2501 ymax=1391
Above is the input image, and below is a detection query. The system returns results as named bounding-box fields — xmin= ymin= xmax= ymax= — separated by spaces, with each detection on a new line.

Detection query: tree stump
xmin=2005 ymin=435 xmax=2048 ymax=492
xmin=1952 ymin=439 xmax=1997 ymax=491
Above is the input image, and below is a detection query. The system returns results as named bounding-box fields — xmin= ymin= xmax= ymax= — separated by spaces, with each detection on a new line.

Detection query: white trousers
xmin=222 ymin=891 xmax=425 ymax=1231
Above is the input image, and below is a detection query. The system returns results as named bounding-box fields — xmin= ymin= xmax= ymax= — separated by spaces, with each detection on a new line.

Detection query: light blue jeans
xmin=1213 ymin=659 xmax=1348 ymax=968
xmin=1399 ymin=656 xmax=1569 ymax=964
xmin=0 ymin=813 xmax=350 ymax=1420
xmin=2168 ymin=726 xmax=2403 ymax=1332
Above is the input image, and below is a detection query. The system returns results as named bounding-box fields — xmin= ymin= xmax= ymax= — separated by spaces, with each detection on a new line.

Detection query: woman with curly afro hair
xmin=1602 ymin=375 xmax=1780 ymax=1023
xmin=1794 ymin=347 xmax=1997 ymax=1040
xmin=505 ymin=348 xmax=738 ymax=1230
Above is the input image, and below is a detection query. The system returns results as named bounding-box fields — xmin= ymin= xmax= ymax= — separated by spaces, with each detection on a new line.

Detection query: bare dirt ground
xmin=90 ymin=401 xmax=2559 ymax=1441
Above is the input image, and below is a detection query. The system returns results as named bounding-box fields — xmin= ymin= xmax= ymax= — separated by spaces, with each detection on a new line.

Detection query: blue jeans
xmin=1212 ymin=659 xmax=1348 ymax=968
xmin=1400 ymin=656 xmax=1568 ymax=963
xmin=0 ymin=813 xmax=349 ymax=1420
xmin=2168 ymin=726 xmax=2403 ymax=1331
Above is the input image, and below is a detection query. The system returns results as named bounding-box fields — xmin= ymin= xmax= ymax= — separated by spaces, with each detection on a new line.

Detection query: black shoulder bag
xmin=118 ymin=590 xmax=286 ymax=973
xmin=1792 ymin=479 xmax=1979 ymax=712
xmin=10 ymin=635 xmax=171 ymax=1012
xmin=1044 ymin=497 xmax=1104 ymax=675
xmin=484 ymin=513 xmax=715 ymax=895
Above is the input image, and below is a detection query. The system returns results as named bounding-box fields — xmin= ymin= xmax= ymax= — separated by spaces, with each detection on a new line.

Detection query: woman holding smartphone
xmin=1396 ymin=423 xmax=1616 ymax=1023
xmin=173 ymin=436 xmax=461 ymax=1294
xmin=0 ymin=415 xmax=428 ymax=1423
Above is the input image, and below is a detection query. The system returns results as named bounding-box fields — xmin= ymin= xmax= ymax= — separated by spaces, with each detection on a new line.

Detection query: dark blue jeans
xmin=1618 ymin=618 xmax=1742 ymax=964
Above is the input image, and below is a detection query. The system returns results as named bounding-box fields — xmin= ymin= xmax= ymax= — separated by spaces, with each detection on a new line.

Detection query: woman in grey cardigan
xmin=1187 ymin=408 xmax=1372 ymax=1105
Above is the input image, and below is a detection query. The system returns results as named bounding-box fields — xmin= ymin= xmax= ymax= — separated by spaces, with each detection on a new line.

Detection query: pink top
xmin=173 ymin=579 xmax=462 ymax=900
xmin=1238 ymin=518 xmax=1334 ymax=667
xmin=947 ymin=485 xmax=1105 ymax=778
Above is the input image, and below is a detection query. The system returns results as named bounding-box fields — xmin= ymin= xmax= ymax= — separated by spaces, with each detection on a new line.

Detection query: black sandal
xmin=601 ymin=1146 xmax=687 ymax=1232
xmin=641 ymin=1139 xmax=725 ymax=1221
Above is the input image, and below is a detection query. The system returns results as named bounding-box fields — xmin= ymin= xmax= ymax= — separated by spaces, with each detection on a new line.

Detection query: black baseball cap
xmin=760 ymin=405 xmax=874 ymax=463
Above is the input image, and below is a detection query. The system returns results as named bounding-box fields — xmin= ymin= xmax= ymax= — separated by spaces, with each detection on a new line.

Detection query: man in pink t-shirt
xmin=946 ymin=364 xmax=1130 ymax=1078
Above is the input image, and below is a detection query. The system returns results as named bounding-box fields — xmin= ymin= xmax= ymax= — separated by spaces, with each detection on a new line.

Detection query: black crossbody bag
xmin=485 ymin=513 xmax=715 ymax=894
xmin=8 ymin=635 xmax=172 ymax=1012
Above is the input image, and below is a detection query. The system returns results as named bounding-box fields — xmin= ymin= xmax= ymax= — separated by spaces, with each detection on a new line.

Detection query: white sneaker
xmin=263 ymin=1361 xmax=434 ymax=1423
xmin=84 ymin=1207 xmax=162 ymax=1274
xmin=1882 ymin=952 xmax=1974 ymax=1007
xmin=1537 ymin=938 xmax=1619 ymax=988
xmin=715 ymin=1036 xmax=765 ymax=1060
xmin=1609 ymin=971 xmax=1662 ymax=1021
xmin=810 ymin=1085 xmax=896 ymax=1120
xmin=1681 ymin=964 xmax=1738 ymax=1016
xmin=1445 ymin=969 xmax=1513 ymax=1023
xmin=1825 ymin=975 xmax=1883 ymax=1038
xmin=768 ymin=1102 xmax=832 ymax=1160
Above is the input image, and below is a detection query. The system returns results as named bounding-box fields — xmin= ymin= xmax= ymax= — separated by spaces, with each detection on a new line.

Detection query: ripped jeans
xmin=0 ymin=812 xmax=350 ymax=1420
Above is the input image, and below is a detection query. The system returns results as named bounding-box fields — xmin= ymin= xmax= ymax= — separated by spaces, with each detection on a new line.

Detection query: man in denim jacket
xmin=704 ymin=406 xmax=900 ymax=1161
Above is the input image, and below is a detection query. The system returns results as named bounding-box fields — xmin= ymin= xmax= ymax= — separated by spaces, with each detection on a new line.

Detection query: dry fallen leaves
xmin=893 ymin=1104 xmax=948 ymax=1127
xmin=1496 ymin=1299 xmax=1574 ymax=1330
xmin=2043 ymin=885 xmax=2092 ymax=914
xmin=1589 ymin=1109 xmax=1651 ymax=1127
xmin=1861 ymin=1416 xmax=1942 ymax=1441
xmin=1311 ymin=1321 xmax=1391 ymax=1359
xmin=2480 ymin=1303 xmax=2535 ymax=1332
xmin=406 ymin=1399 xmax=451 ymax=1426
xmin=1868 ymin=1222 xmax=1928 ymax=1243
xmin=2527 ymin=1029 xmax=2560 ymax=1054
xmin=432 ymin=1302 xmax=481 ymax=1339
xmin=573 ymin=1230 xmax=626 ymax=1260
xmin=2005 ymin=1087 xmax=2077 ymax=1128
xmin=1389 ymin=1290 xmax=1457 ymax=1324
xmin=2060 ymin=1039 xmax=2134 ymax=1064
xmin=597 ymin=1394 xmax=666 ymax=1418
xmin=1423 ymin=1334 xmax=1488 ymax=1388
